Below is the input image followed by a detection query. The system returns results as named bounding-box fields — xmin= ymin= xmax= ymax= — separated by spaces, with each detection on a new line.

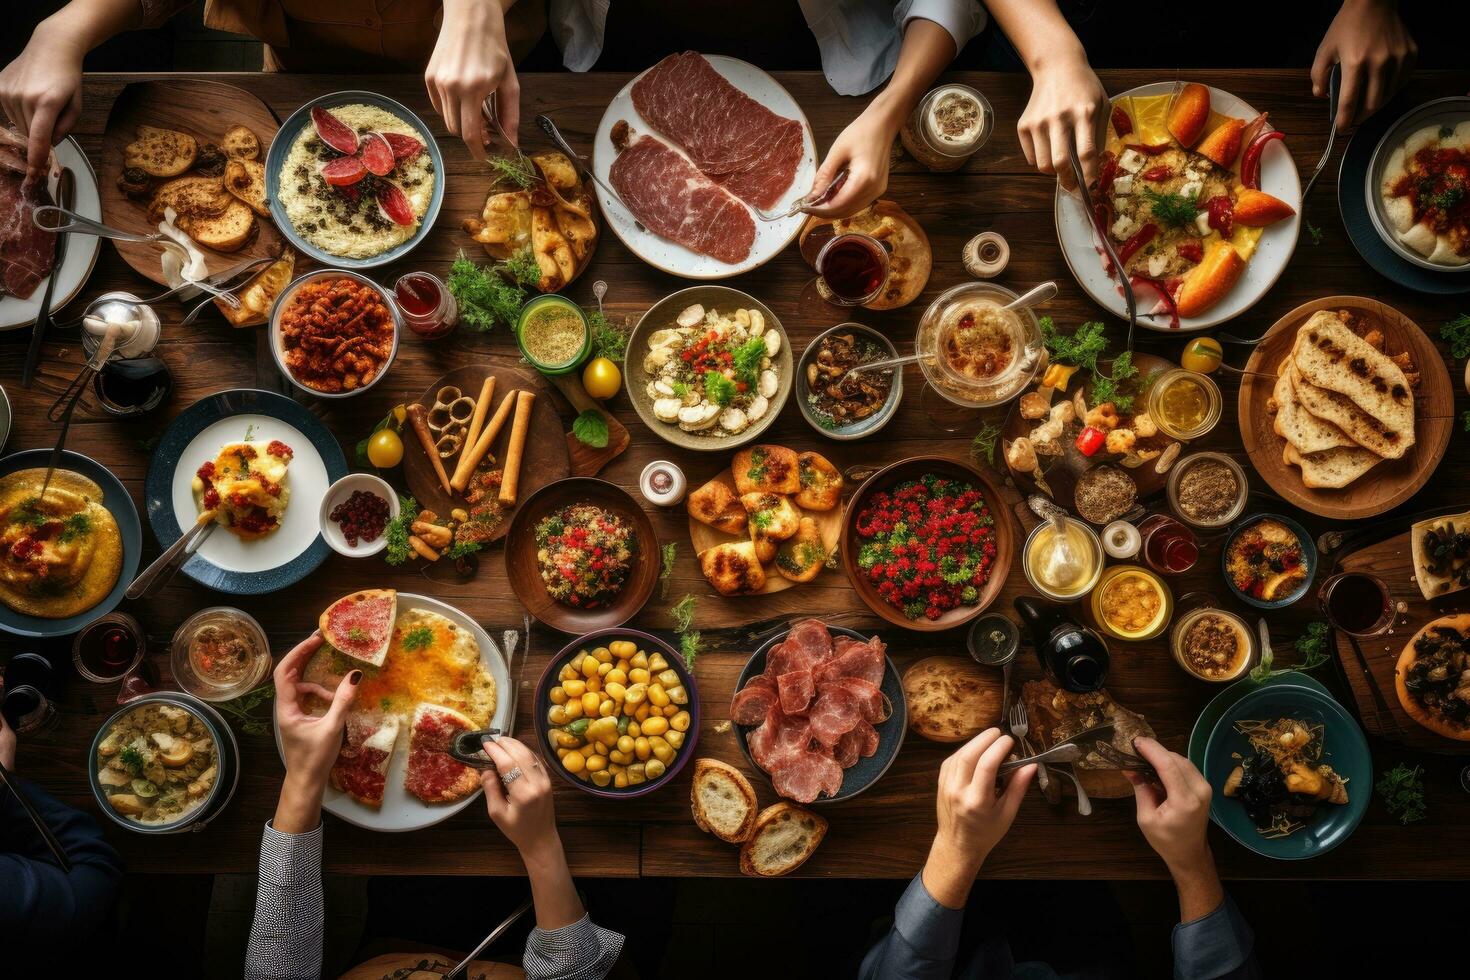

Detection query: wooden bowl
xmin=840 ymin=456 xmax=1014 ymax=632
xmin=504 ymin=477 xmax=658 ymax=633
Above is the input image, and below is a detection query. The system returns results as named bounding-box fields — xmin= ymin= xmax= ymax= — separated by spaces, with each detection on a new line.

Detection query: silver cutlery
xmin=753 ymin=167 xmax=849 ymax=222
xmin=1300 ymin=63 xmax=1342 ymax=207
xmin=999 ymin=740 xmax=1081 ymax=773
xmin=39 ymin=314 xmax=128 ymax=497
xmin=23 ymin=167 xmax=74 ymax=388
xmin=535 ymin=113 xmax=633 ymax=213
xmin=32 ymin=204 xmax=169 ymax=245
xmin=1068 ymin=143 xmax=1137 ymax=356
xmin=1008 ymin=699 xmax=1061 ymax=805
xmin=125 ymin=514 xmax=217 ymax=600
xmin=444 ymin=897 xmax=533 ymax=980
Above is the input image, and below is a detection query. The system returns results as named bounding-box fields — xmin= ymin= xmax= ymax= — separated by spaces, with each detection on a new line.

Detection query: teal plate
xmin=1187 ymin=670 xmax=1331 ymax=769
xmin=1202 ymin=682 xmax=1371 ymax=861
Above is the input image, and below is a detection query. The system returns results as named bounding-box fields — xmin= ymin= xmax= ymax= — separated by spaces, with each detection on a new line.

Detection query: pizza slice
xmin=319 ymin=588 xmax=397 ymax=668
xmin=404 ymin=704 xmax=482 ymax=804
xmin=329 ymin=711 xmax=401 ymax=808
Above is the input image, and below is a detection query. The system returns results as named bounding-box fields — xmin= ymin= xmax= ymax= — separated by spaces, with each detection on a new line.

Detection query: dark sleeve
xmin=0 ymin=777 xmax=123 ymax=941
xmin=1171 ymin=892 xmax=1261 ymax=980
xmin=859 ymin=873 xmax=968 ymax=980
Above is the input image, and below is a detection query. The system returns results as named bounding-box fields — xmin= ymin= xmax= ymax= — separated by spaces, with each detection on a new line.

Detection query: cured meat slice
xmin=787 ymin=619 xmax=834 ymax=664
xmin=748 ymin=706 xmax=813 ymax=773
xmin=329 ymin=711 xmax=400 ymax=807
xmin=730 ymin=675 xmax=778 ymax=726
xmin=833 ymin=729 xmax=861 ymax=769
xmin=816 ymin=636 xmax=886 ymax=687
xmin=771 ymin=749 xmax=843 ymax=804
xmin=828 ymin=676 xmax=885 ymax=723
xmin=630 ymin=51 xmax=804 ymax=209
xmin=404 ymin=704 xmax=481 ymax=804
xmin=852 ymin=718 xmax=880 ymax=758
xmin=608 ymin=136 xmax=755 ymax=265
xmin=809 ymin=683 xmax=860 ymax=748
xmin=776 ymin=668 xmax=814 ymax=715
xmin=0 ymin=129 xmax=57 ymax=300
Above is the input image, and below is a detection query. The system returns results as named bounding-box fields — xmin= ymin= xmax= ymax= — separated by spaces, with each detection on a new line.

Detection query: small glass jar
xmin=73 ymin=611 xmax=146 ymax=684
xmin=640 ymin=461 xmax=687 ymax=507
xmin=171 ymin=607 xmax=271 ymax=702
xmin=395 ymin=272 xmax=459 ymax=339
xmin=1147 ymin=369 xmax=1222 ymax=441
xmin=517 ymin=295 xmax=591 ymax=375
xmin=1167 ymin=451 xmax=1249 ymax=532
xmin=900 ymin=84 xmax=993 ymax=172
xmin=1101 ymin=520 xmax=1141 ymax=559
xmin=1090 ymin=565 xmax=1173 ymax=642
xmin=1170 ymin=606 xmax=1254 ymax=682
xmin=915 ymin=281 xmax=1044 ymax=409
xmin=815 ymin=232 xmax=890 ymax=307
xmin=1022 ymin=519 xmax=1104 ymax=602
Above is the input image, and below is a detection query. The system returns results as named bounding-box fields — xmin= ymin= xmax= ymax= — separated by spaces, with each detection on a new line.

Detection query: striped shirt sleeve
xmin=244 ymin=821 xmax=325 ymax=980
xmin=523 ymin=914 xmax=625 ymax=980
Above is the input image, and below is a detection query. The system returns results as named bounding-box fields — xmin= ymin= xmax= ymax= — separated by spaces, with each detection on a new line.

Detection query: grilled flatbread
xmin=1273 ymin=361 xmax=1356 ymax=454
xmin=1283 ymin=443 xmax=1382 ymax=489
xmin=1291 ymin=311 xmax=1415 ymax=458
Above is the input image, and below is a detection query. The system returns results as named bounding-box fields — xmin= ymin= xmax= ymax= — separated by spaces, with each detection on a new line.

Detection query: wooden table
xmin=4 ymin=69 xmax=1469 ymax=880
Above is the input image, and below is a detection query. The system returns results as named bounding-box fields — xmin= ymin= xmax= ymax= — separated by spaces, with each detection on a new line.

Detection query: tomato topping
xmin=1075 ymin=426 xmax=1107 ymax=456
xmin=1142 ymin=165 xmax=1173 ymax=182
xmin=1116 ymin=223 xmax=1159 ymax=266
xmin=1206 ymin=195 xmax=1235 ymax=238
xmin=1111 ymin=105 xmax=1133 ymax=137
xmin=1177 ymin=241 xmax=1204 ymax=263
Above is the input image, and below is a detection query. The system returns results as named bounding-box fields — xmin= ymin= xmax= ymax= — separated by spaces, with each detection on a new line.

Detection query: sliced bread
xmin=738 ymin=802 xmax=827 ymax=877
xmin=1273 ymin=361 xmax=1355 ymax=455
xmin=691 ymin=758 xmax=758 ymax=843
xmin=1291 ymin=311 xmax=1415 ymax=456
xmin=126 ymin=125 xmax=198 ymax=177
xmin=1283 ymin=443 xmax=1382 ymax=489
xmin=222 ymin=125 xmax=261 ymax=161
xmin=224 ymin=158 xmax=270 ymax=217
xmin=146 ymin=175 xmax=233 ymax=224
xmin=186 ymin=198 xmax=258 ymax=253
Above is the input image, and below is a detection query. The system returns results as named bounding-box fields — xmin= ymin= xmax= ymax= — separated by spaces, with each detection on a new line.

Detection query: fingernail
xmin=348 ymin=670 xmax=363 ymax=685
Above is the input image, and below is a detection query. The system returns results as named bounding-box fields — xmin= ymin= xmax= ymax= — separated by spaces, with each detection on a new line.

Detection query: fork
xmin=1010 ymin=700 xmax=1092 ymax=816
xmin=1089 ymin=739 xmax=1158 ymax=775
xmin=752 ymin=167 xmax=850 ymax=222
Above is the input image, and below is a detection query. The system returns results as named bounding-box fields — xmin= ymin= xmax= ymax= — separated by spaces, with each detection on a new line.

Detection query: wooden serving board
xmin=1331 ymin=525 xmax=1470 ymax=754
xmin=686 ymin=466 xmax=843 ymax=595
xmin=1238 ymin=296 xmax=1454 ymax=520
xmin=101 ymin=79 xmax=286 ymax=286
xmin=402 ymin=364 xmax=570 ymax=543
xmin=546 ymin=373 xmax=629 ymax=477
xmin=1001 ymin=352 xmax=1178 ymax=520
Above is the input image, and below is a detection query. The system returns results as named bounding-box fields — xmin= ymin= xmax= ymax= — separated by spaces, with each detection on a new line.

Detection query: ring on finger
xmin=499 ymin=766 xmax=524 ymax=787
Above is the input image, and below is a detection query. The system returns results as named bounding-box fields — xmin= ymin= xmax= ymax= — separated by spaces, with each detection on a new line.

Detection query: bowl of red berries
xmin=319 ymin=473 xmax=399 ymax=558
xmin=840 ymin=456 xmax=1015 ymax=632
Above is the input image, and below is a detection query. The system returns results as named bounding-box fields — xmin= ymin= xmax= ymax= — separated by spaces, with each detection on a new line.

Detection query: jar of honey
xmin=1147 ymin=369 xmax=1221 ymax=441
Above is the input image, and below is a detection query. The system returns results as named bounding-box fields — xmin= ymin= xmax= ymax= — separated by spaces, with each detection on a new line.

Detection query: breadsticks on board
xmin=451 ymin=389 xmax=518 ymax=492
xmin=406 ymin=403 xmax=452 ymax=494
xmin=498 ymin=390 xmax=536 ymax=505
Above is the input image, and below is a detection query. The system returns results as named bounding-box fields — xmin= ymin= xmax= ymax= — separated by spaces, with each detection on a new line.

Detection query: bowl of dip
xmin=1171 ymin=607 xmax=1255 ymax=682
xmin=899 ymin=84 xmax=993 ymax=173
xmin=1147 ymin=369 xmax=1222 ymax=441
xmin=1168 ymin=452 xmax=1249 ymax=531
xmin=915 ymin=281 xmax=1043 ymax=409
xmin=1022 ymin=517 xmax=1104 ymax=602
xmin=1090 ymin=565 xmax=1173 ymax=642
xmin=516 ymin=295 xmax=590 ymax=375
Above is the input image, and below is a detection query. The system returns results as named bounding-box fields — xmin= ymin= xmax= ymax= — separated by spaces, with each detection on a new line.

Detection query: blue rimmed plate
xmin=1221 ymin=513 xmax=1317 ymax=610
xmin=265 ymin=90 xmax=445 ymax=270
xmin=733 ymin=625 xmax=906 ymax=804
xmin=145 ymin=389 xmax=346 ymax=594
xmin=0 ymin=449 xmax=141 ymax=638
xmin=1187 ymin=670 xmax=1332 ymax=769
xmin=1202 ymin=682 xmax=1371 ymax=860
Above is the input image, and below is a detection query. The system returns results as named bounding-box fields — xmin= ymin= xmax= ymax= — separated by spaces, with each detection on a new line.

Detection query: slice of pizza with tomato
xmin=329 ymin=711 xmax=400 ymax=808
xmin=404 ymin=703 xmax=482 ymax=804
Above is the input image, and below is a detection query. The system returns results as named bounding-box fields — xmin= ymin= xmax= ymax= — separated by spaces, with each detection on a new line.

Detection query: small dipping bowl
xmin=1147 ymin=369 xmax=1222 ymax=441
xmin=1090 ymin=565 xmax=1173 ymax=642
xmin=170 ymin=607 xmax=272 ymax=702
xmin=319 ymin=473 xmax=401 ymax=558
xmin=517 ymin=295 xmax=590 ymax=376
xmin=966 ymin=613 xmax=1020 ymax=666
xmin=1170 ymin=606 xmax=1255 ymax=683
xmin=1167 ymin=451 xmax=1250 ymax=532
xmin=1022 ymin=519 xmax=1105 ymax=602
xmin=1101 ymin=520 xmax=1141 ymax=559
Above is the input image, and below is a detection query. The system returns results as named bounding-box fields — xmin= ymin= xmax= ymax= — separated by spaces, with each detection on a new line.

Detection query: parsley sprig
xmin=1376 ymin=763 xmax=1427 ymax=825
xmin=1143 ymin=187 xmax=1200 ymax=228
xmin=384 ymin=494 xmax=418 ymax=566
xmin=446 ymin=250 xmax=538 ymax=333
xmin=1250 ymin=621 xmax=1331 ymax=683
xmin=670 ymin=593 xmax=701 ymax=670
xmin=1439 ymin=313 xmax=1470 ymax=360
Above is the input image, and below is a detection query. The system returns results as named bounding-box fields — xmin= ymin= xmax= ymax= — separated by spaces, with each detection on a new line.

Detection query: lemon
xmin=367 ymin=428 xmax=404 ymax=468
xmin=582 ymin=357 xmax=622 ymax=399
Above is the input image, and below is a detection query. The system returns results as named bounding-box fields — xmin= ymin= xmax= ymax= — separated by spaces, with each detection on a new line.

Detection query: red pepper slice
xmin=1124 ymin=142 xmax=1172 ymax=156
xmin=1096 ymin=154 xmax=1119 ymax=196
xmin=1115 ymin=223 xmax=1159 ymax=267
xmin=1110 ymin=105 xmax=1133 ymax=137
xmin=1142 ymin=165 xmax=1173 ymax=182
xmin=1177 ymin=241 xmax=1204 ymax=263
xmin=1075 ymin=425 xmax=1107 ymax=456
xmin=1240 ymin=130 xmax=1286 ymax=190
xmin=1129 ymin=274 xmax=1180 ymax=329
xmin=1205 ymin=194 xmax=1234 ymax=238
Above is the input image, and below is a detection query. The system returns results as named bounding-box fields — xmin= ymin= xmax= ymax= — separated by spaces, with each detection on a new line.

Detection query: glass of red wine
xmin=1318 ymin=571 xmax=1394 ymax=637
xmin=814 ymin=233 xmax=890 ymax=307
xmin=73 ymin=612 xmax=146 ymax=684
xmin=1138 ymin=514 xmax=1199 ymax=575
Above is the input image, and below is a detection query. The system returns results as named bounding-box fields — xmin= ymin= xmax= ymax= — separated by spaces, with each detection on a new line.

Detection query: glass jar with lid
xmin=915 ymin=281 xmax=1044 ymax=410
xmin=900 ymin=84 xmax=994 ymax=172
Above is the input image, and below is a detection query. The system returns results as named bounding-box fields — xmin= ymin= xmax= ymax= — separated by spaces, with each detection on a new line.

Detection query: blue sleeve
xmin=1172 ymin=893 xmax=1261 ymax=980
xmin=245 ymin=821 xmax=325 ymax=980
xmin=0 ymin=777 xmax=123 ymax=941
xmin=859 ymin=873 xmax=968 ymax=980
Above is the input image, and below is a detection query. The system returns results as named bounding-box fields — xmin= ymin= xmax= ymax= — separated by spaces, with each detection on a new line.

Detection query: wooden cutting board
xmin=402 ymin=364 xmax=569 ymax=542
xmin=1332 ymin=526 xmax=1470 ymax=753
xmin=546 ymin=373 xmax=629 ymax=477
xmin=101 ymin=79 xmax=286 ymax=285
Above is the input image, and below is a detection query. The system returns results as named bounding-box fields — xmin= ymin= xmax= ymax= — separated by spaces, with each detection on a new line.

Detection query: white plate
xmin=277 ymin=594 xmax=512 ymax=833
xmin=0 ymin=138 xmax=102 ymax=330
xmin=592 ymin=54 xmax=816 ymax=279
xmin=170 ymin=413 xmax=331 ymax=575
xmin=1054 ymin=82 xmax=1302 ymax=332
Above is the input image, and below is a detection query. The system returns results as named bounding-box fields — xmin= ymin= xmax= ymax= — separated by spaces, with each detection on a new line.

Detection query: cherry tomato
xmin=582 ymin=357 xmax=622 ymax=400
xmin=367 ymin=428 xmax=404 ymax=468
xmin=1180 ymin=337 xmax=1223 ymax=375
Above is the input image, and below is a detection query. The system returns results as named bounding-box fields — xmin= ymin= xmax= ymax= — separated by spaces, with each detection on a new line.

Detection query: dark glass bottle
xmin=1013 ymin=595 xmax=1110 ymax=693
xmin=2 ymin=652 xmax=59 ymax=733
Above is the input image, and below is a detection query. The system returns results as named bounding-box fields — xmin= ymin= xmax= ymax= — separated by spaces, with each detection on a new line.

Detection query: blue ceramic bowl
xmin=533 ymin=627 xmax=700 ymax=799
xmin=795 ymin=323 xmax=904 ymax=441
xmin=734 ymin=625 xmax=907 ymax=804
xmin=1221 ymin=512 xmax=1317 ymax=610
xmin=0 ymin=449 xmax=141 ymax=638
xmin=1203 ymin=683 xmax=1371 ymax=860
xmin=265 ymin=90 xmax=445 ymax=270
xmin=144 ymin=389 xmax=347 ymax=594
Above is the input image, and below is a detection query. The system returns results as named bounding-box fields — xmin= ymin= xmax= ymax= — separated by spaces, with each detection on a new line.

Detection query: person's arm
xmin=1312 ymin=0 xmax=1416 ymax=129
xmin=983 ymin=0 xmax=1108 ymax=188
xmin=425 ymin=0 xmax=521 ymax=159
xmin=479 ymin=736 xmax=623 ymax=980
xmin=0 ymin=702 xmax=124 ymax=942
xmin=244 ymin=634 xmax=360 ymax=980
xmin=807 ymin=13 xmax=970 ymax=218
xmin=1128 ymin=738 xmax=1260 ymax=980
xmin=859 ymin=729 xmax=1034 ymax=980
xmin=0 ymin=0 xmax=168 ymax=176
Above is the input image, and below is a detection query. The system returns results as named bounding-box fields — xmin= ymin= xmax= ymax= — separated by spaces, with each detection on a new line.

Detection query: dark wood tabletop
xmin=3 ymin=68 xmax=1469 ymax=880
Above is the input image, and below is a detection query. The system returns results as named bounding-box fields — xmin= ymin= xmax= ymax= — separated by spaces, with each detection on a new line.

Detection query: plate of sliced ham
xmin=0 ymin=133 xmax=101 ymax=330
xmin=594 ymin=52 xmax=817 ymax=279
xmin=731 ymin=619 xmax=906 ymax=805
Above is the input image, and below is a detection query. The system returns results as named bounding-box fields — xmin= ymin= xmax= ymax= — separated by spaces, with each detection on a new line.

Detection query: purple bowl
xmin=533 ymin=627 xmax=700 ymax=799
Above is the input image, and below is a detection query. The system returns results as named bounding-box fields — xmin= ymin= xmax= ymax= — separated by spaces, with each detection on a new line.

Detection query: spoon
xmin=1003 ymin=280 xmax=1057 ymax=312
xmin=40 ymin=318 xmax=126 ymax=498
xmin=592 ymin=279 xmax=607 ymax=316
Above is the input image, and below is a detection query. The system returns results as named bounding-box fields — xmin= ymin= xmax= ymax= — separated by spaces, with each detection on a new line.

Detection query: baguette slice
xmin=224 ymin=158 xmax=270 ymax=217
xmin=187 ymin=198 xmax=258 ymax=252
xmin=222 ymin=125 xmax=261 ymax=161
xmin=691 ymin=758 xmax=758 ymax=843
xmin=126 ymin=125 xmax=198 ymax=177
xmin=738 ymin=802 xmax=827 ymax=877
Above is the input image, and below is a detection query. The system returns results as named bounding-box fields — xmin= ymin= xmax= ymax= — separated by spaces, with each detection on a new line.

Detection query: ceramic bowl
xmin=268 ymin=269 xmax=401 ymax=400
xmin=795 ymin=323 xmax=903 ymax=440
xmin=1220 ymin=513 xmax=1317 ymax=610
xmin=319 ymin=473 xmax=401 ymax=558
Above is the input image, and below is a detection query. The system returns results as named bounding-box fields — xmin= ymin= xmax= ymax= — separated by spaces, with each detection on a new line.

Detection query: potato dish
xmin=545 ymin=639 xmax=691 ymax=789
xmin=95 ymin=702 xmax=218 ymax=826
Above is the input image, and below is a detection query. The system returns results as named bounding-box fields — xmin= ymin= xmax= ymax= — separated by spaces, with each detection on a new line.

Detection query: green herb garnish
xmin=402 ymin=626 xmax=434 ymax=651
xmin=119 ymin=745 xmax=145 ymax=776
xmin=572 ymin=409 xmax=610 ymax=448
xmin=1307 ymin=221 xmax=1323 ymax=246
xmin=59 ymin=512 xmax=91 ymax=542
xmin=446 ymin=537 xmax=482 ymax=560
xmin=670 ymin=593 xmax=700 ymax=670
xmin=488 ymin=156 xmax=536 ymax=189
xmin=1376 ymin=763 xmax=1428 ymax=825
xmin=384 ymin=494 xmax=418 ymax=566
xmin=1090 ymin=351 xmax=1139 ymax=412
xmin=970 ymin=421 xmax=1002 ymax=468
xmin=587 ymin=309 xmax=628 ymax=364
xmin=704 ymin=372 xmax=738 ymax=408
xmin=680 ymin=631 xmax=702 ymax=671
xmin=1142 ymin=187 xmax=1200 ymax=228
xmin=447 ymin=250 xmax=529 ymax=333
xmin=658 ymin=542 xmax=677 ymax=600
xmin=1462 ymin=409 xmax=1470 ymax=433
xmin=214 ymin=685 xmax=276 ymax=739
xmin=732 ymin=336 xmax=767 ymax=388
xmin=1440 ymin=313 xmax=1470 ymax=360
xmin=671 ymin=380 xmax=690 ymax=398
xmin=1040 ymin=317 xmax=1108 ymax=370
xmin=504 ymin=246 xmax=542 ymax=288
xmin=1250 ymin=621 xmax=1332 ymax=683
xmin=348 ymin=627 xmax=368 ymax=644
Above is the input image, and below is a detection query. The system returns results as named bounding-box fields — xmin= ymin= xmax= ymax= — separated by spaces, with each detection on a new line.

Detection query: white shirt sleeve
xmin=896 ymin=0 xmax=988 ymax=54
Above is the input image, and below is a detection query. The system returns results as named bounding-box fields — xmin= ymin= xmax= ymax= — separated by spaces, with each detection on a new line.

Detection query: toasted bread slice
xmin=224 ymin=158 xmax=270 ymax=217
xmin=738 ymin=802 xmax=827 ymax=877
xmin=691 ymin=758 xmax=758 ymax=843
xmin=146 ymin=175 xmax=233 ymax=224
xmin=217 ymin=249 xmax=295 ymax=327
xmin=1283 ymin=443 xmax=1381 ymax=489
xmin=732 ymin=445 xmax=800 ymax=496
xmin=1274 ymin=361 xmax=1356 ymax=454
xmin=687 ymin=477 xmax=747 ymax=535
xmin=794 ymin=451 xmax=843 ymax=511
xmin=222 ymin=125 xmax=260 ymax=161
xmin=126 ymin=125 xmax=198 ymax=178
xmin=699 ymin=541 xmax=765 ymax=595
xmin=187 ymin=198 xmax=258 ymax=253
xmin=774 ymin=517 xmax=825 ymax=583
xmin=1291 ymin=311 xmax=1415 ymax=458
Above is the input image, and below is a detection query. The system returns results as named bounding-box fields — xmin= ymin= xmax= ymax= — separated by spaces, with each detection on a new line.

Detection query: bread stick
xmin=451 ymin=389 xmax=517 ymax=491
xmin=406 ymin=403 xmax=452 ymax=494
xmin=463 ymin=376 xmax=496 ymax=454
xmin=498 ymin=390 xmax=536 ymax=506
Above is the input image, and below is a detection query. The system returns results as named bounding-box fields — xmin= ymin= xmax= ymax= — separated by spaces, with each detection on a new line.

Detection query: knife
xmin=22 ymin=166 xmax=74 ymax=387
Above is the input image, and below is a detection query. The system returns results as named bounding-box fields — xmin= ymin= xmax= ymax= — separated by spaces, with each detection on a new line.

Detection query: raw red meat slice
xmin=829 ymin=676 xmax=884 ymax=723
xmin=359 ymin=132 xmax=395 ymax=176
xmin=0 ymin=129 xmax=56 ymax=300
xmin=816 ymin=636 xmax=885 ymax=687
xmin=776 ymin=669 xmax=814 ymax=715
xmin=730 ymin=675 xmax=778 ymax=726
xmin=771 ymin=749 xmax=843 ymax=804
xmin=809 ymin=683 xmax=860 ymax=748
xmin=376 ymin=180 xmax=415 ymax=226
xmin=787 ymin=619 xmax=834 ymax=663
xmin=311 ymin=106 xmax=360 ymax=154
xmin=833 ymin=729 xmax=861 ymax=769
xmin=608 ymin=136 xmax=755 ymax=264
xmin=381 ymin=131 xmax=425 ymax=161
xmin=630 ymin=51 xmax=804 ymax=209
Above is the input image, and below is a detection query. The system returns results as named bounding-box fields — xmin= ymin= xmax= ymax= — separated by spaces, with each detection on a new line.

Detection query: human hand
xmin=1018 ymin=49 xmax=1108 ymax=190
xmin=1312 ymin=0 xmax=1416 ymax=130
xmin=0 ymin=22 xmax=85 ymax=179
xmin=1127 ymin=736 xmax=1213 ymax=876
xmin=425 ymin=0 xmax=520 ymax=160
xmin=0 ymin=681 xmax=16 ymax=771
xmin=273 ymin=633 xmax=359 ymax=790
xmin=804 ymin=99 xmax=901 ymax=219
xmin=479 ymin=735 xmax=562 ymax=860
